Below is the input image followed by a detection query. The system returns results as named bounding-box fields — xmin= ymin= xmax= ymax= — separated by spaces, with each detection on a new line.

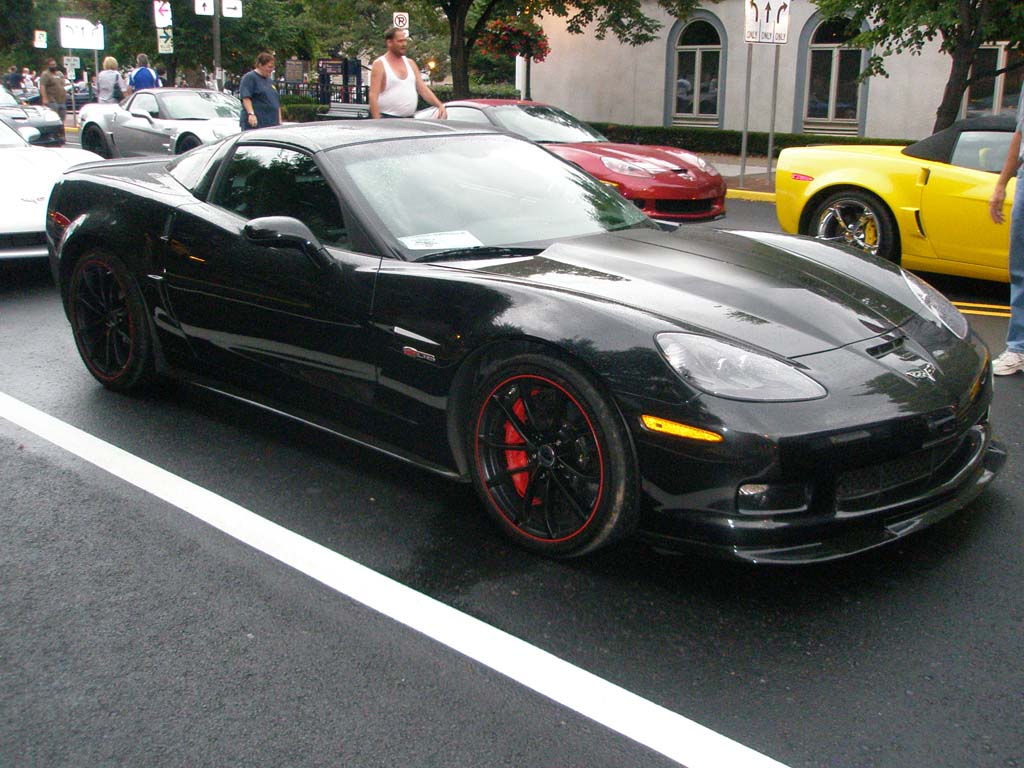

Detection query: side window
xmin=211 ymin=145 xmax=349 ymax=247
xmin=131 ymin=93 xmax=159 ymax=117
xmin=446 ymin=107 xmax=492 ymax=125
xmin=950 ymin=131 xmax=1013 ymax=173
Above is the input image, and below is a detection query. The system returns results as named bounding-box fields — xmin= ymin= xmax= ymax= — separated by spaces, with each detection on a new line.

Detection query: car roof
xmin=240 ymin=119 xmax=503 ymax=152
xmin=445 ymin=99 xmax=551 ymax=108
xmin=903 ymin=115 xmax=1017 ymax=162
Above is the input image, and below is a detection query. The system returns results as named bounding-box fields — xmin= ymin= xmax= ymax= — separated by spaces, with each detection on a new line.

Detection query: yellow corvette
xmin=775 ymin=116 xmax=1017 ymax=282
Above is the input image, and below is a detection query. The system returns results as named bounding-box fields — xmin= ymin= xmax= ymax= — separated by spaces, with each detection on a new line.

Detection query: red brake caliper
xmin=504 ymin=395 xmax=532 ymax=498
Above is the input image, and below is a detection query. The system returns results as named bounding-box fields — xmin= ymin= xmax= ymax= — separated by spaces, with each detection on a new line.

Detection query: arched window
xmin=674 ymin=20 xmax=721 ymax=125
xmin=964 ymin=43 xmax=1023 ymax=118
xmin=804 ymin=18 xmax=863 ymax=133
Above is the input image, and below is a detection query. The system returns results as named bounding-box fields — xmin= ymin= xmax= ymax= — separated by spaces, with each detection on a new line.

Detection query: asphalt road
xmin=2 ymin=202 xmax=1022 ymax=768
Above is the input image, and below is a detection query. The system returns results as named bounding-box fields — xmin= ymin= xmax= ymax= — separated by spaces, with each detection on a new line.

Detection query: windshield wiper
xmin=416 ymin=246 xmax=543 ymax=263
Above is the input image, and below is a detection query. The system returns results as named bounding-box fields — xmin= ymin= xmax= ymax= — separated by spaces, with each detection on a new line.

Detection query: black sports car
xmin=46 ymin=121 xmax=1005 ymax=562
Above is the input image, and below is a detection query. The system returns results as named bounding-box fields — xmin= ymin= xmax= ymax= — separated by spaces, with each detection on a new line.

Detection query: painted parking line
xmin=0 ymin=390 xmax=791 ymax=768
xmin=953 ymin=301 xmax=1012 ymax=318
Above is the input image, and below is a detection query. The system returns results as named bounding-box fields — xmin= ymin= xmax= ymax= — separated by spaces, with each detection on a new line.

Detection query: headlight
xmin=656 ymin=333 xmax=827 ymax=401
xmin=600 ymin=156 xmax=655 ymax=178
xmin=902 ymin=270 xmax=969 ymax=339
xmin=675 ymin=151 xmax=719 ymax=176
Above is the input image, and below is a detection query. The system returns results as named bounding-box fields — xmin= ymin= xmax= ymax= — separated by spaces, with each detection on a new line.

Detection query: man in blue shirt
xmin=127 ymin=53 xmax=159 ymax=94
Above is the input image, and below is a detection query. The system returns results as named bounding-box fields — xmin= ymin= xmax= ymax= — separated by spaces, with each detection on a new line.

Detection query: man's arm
xmin=990 ymin=130 xmax=1022 ymax=225
xmin=412 ymin=62 xmax=446 ymax=118
xmin=368 ymin=60 xmax=385 ymax=119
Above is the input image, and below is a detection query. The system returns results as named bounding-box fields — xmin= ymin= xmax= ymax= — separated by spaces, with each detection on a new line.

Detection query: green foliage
xmin=282 ymin=102 xmax=328 ymax=122
xmin=588 ymin=123 xmax=912 ymax=156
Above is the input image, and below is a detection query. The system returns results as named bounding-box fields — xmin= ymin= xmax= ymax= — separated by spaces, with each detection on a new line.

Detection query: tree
xmin=812 ymin=0 xmax=1024 ymax=132
xmin=436 ymin=0 xmax=715 ymax=97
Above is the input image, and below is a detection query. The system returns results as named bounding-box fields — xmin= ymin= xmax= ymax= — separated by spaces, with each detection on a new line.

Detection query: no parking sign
xmin=392 ymin=11 xmax=408 ymax=30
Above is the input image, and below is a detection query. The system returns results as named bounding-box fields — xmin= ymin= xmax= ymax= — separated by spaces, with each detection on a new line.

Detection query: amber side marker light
xmin=791 ymin=173 xmax=814 ymax=182
xmin=641 ymin=414 xmax=723 ymax=442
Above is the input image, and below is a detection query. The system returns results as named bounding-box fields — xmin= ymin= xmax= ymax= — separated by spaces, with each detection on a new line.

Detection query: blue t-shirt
xmin=129 ymin=66 xmax=158 ymax=91
xmin=239 ymin=70 xmax=280 ymax=130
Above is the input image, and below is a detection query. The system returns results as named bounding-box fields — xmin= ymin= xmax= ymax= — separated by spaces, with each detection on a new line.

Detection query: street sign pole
xmin=739 ymin=44 xmax=753 ymax=186
xmin=766 ymin=44 xmax=781 ymax=184
xmin=213 ymin=1 xmax=221 ymax=89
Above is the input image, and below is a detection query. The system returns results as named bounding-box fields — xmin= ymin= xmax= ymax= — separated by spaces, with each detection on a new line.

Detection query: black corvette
xmin=47 ymin=121 xmax=1005 ymax=562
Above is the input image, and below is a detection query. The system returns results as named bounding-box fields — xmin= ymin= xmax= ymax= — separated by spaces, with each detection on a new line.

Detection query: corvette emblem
xmin=906 ymin=363 xmax=937 ymax=382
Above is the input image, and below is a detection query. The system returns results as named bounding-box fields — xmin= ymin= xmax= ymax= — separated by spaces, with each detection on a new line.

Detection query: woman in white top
xmin=96 ymin=56 xmax=127 ymax=104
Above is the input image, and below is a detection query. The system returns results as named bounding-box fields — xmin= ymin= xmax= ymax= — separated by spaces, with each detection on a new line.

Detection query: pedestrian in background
xmin=127 ymin=53 xmax=159 ymax=95
xmin=989 ymin=99 xmax=1024 ymax=375
xmin=239 ymin=52 xmax=281 ymax=130
xmin=96 ymin=57 xmax=127 ymax=104
xmin=369 ymin=27 xmax=446 ymax=119
xmin=39 ymin=59 xmax=67 ymax=123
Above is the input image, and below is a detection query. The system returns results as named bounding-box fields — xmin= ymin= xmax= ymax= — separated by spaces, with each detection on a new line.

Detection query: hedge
xmin=587 ymin=123 xmax=912 ymax=157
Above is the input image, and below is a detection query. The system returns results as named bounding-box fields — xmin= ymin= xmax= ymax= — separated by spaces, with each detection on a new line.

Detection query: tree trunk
xmin=448 ymin=7 xmax=471 ymax=98
xmin=933 ymin=34 xmax=978 ymax=132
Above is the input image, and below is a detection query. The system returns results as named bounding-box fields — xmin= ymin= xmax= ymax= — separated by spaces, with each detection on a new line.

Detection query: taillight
xmin=49 ymin=210 xmax=71 ymax=236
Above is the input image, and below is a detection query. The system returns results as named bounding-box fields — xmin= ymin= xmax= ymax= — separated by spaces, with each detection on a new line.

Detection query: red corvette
xmin=416 ymin=99 xmax=726 ymax=222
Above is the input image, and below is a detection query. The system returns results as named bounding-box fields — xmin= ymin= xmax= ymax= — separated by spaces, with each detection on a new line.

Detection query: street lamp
xmin=426 ymin=59 xmax=435 ymax=85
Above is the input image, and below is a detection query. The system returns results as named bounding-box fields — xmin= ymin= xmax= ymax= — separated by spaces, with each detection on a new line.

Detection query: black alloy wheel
xmin=80 ymin=125 xmax=110 ymax=158
xmin=176 ymin=134 xmax=201 ymax=153
xmin=469 ymin=354 xmax=638 ymax=557
xmin=809 ymin=189 xmax=899 ymax=263
xmin=68 ymin=251 xmax=154 ymax=392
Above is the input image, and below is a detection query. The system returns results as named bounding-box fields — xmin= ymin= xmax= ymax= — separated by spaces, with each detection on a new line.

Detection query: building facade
xmin=529 ymin=1 xmax=1022 ymax=141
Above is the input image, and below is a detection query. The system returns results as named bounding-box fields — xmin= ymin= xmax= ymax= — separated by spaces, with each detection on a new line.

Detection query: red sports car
xmin=416 ymin=99 xmax=726 ymax=222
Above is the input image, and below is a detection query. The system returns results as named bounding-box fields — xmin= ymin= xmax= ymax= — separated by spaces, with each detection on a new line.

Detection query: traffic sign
xmin=744 ymin=0 xmax=791 ymax=44
xmin=153 ymin=1 xmax=173 ymax=28
xmin=34 ymin=30 xmax=47 ymax=48
xmin=63 ymin=56 xmax=81 ymax=70
xmin=158 ymin=26 xmax=174 ymax=54
xmin=195 ymin=0 xmax=214 ymax=16
xmin=222 ymin=0 xmax=243 ymax=18
xmin=393 ymin=12 xmax=409 ymax=29
xmin=59 ymin=18 xmax=105 ymax=50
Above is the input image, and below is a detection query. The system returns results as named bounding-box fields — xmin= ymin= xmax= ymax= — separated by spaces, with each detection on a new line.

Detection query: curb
xmin=726 ymin=188 xmax=776 ymax=203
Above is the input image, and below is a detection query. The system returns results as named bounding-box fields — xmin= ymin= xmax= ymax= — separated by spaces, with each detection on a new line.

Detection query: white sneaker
xmin=992 ymin=349 xmax=1024 ymax=376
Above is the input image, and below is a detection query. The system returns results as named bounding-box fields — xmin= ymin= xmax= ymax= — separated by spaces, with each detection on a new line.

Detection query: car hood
xmin=546 ymin=141 xmax=721 ymax=181
xmin=0 ymin=146 xmax=102 ymax=230
xmin=443 ymin=228 xmax=920 ymax=358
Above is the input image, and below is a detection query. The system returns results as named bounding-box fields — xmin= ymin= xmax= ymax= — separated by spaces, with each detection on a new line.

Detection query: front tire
xmin=468 ymin=354 xmax=639 ymax=557
xmin=80 ymin=124 xmax=110 ymax=158
xmin=808 ymin=190 xmax=899 ymax=263
xmin=68 ymin=251 xmax=154 ymax=392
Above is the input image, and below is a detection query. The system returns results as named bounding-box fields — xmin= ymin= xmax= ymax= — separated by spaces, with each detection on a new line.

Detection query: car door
xmin=160 ymin=141 xmax=384 ymax=422
xmin=918 ymin=129 xmax=1016 ymax=278
xmin=111 ymin=92 xmax=169 ymax=156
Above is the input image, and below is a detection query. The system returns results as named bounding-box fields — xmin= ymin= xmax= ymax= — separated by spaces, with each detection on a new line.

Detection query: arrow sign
xmin=195 ymin=0 xmax=213 ymax=15
xmin=157 ymin=26 xmax=174 ymax=53
xmin=222 ymin=1 xmax=243 ymax=18
xmin=153 ymin=1 xmax=172 ymax=28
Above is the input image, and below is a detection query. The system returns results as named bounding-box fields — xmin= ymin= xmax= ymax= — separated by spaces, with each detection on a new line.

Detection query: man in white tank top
xmin=369 ymin=27 xmax=448 ymax=119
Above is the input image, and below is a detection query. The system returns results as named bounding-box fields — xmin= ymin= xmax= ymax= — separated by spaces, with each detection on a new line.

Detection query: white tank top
xmin=377 ymin=56 xmax=418 ymax=117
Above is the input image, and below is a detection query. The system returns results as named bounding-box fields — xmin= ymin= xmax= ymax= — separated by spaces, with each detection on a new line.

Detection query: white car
xmin=78 ymin=88 xmax=242 ymax=158
xmin=0 ymin=120 xmax=100 ymax=259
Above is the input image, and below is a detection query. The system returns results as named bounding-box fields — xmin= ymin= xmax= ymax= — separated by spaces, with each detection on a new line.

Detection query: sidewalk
xmin=707 ymin=153 xmax=777 ymax=202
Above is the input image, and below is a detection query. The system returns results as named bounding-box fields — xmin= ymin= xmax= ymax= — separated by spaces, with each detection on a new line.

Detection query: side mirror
xmin=18 ymin=126 xmax=41 ymax=144
xmin=243 ymin=216 xmax=329 ymax=267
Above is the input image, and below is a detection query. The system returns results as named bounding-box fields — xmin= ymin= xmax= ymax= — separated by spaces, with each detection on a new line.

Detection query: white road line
xmin=0 ymin=390 xmax=791 ymax=768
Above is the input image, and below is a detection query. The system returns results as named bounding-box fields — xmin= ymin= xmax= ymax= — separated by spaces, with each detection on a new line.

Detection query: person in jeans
xmin=39 ymin=59 xmax=67 ymax=125
xmin=988 ymin=99 xmax=1024 ymax=375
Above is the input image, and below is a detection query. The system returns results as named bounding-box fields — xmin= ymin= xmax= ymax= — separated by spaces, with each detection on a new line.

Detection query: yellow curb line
xmin=726 ymin=189 xmax=776 ymax=203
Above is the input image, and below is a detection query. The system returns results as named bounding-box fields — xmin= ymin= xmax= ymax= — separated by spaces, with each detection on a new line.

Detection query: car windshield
xmin=486 ymin=105 xmax=607 ymax=144
xmin=0 ymin=120 xmax=27 ymax=147
xmin=159 ymin=91 xmax=241 ymax=120
xmin=330 ymin=133 xmax=651 ymax=260
xmin=0 ymin=89 xmax=19 ymax=107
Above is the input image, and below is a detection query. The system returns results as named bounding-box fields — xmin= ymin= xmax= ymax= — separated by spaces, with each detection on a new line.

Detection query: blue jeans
xmin=1008 ymin=168 xmax=1024 ymax=352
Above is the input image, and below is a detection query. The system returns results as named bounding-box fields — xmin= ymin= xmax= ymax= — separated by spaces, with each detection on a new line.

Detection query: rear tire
xmin=468 ymin=354 xmax=639 ymax=557
xmin=68 ymin=251 xmax=154 ymax=392
xmin=176 ymin=134 xmax=201 ymax=153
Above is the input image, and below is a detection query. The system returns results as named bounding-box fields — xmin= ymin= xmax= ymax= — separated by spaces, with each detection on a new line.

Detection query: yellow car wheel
xmin=808 ymin=190 xmax=898 ymax=263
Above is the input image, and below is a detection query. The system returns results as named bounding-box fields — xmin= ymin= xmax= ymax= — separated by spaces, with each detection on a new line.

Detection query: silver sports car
xmin=78 ymin=88 xmax=242 ymax=158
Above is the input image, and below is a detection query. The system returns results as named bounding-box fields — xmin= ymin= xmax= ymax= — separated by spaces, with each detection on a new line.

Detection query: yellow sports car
xmin=775 ymin=116 xmax=1017 ymax=282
